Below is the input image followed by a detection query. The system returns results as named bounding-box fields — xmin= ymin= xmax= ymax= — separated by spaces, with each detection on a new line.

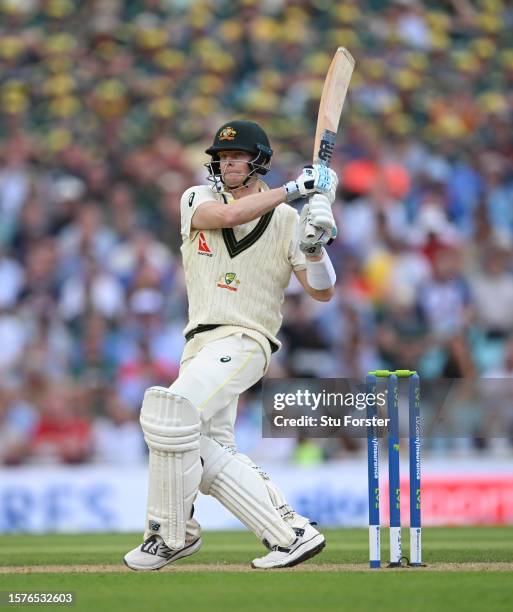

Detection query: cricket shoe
xmin=124 ymin=534 xmax=202 ymax=571
xmin=251 ymin=523 xmax=325 ymax=569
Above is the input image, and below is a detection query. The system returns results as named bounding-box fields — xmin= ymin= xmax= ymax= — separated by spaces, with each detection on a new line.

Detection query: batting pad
xmin=200 ymin=437 xmax=296 ymax=548
xmin=140 ymin=387 xmax=202 ymax=549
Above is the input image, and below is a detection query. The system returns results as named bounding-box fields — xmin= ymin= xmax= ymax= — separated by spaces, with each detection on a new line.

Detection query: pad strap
xmin=200 ymin=437 xmax=296 ymax=548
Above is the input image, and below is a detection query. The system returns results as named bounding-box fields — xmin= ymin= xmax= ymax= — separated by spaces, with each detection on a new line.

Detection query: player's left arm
xmin=294 ymin=261 xmax=335 ymax=302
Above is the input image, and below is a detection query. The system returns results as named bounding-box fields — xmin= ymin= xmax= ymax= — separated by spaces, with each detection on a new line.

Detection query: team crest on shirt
xmin=197 ymin=232 xmax=213 ymax=257
xmin=218 ymin=127 xmax=236 ymax=141
xmin=217 ymin=272 xmax=240 ymax=292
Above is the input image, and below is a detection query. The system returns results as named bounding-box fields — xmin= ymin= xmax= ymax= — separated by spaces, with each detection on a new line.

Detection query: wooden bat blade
xmin=313 ymin=47 xmax=355 ymax=167
xmin=305 ymin=48 xmax=355 ymax=239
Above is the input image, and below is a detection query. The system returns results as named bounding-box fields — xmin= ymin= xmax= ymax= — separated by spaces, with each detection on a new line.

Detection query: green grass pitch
xmin=0 ymin=528 xmax=512 ymax=612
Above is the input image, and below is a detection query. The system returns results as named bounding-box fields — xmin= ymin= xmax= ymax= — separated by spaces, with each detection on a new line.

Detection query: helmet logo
xmin=219 ymin=127 xmax=237 ymax=141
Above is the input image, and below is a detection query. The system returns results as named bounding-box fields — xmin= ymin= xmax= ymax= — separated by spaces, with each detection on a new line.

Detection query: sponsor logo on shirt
xmin=198 ymin=232 xmax=213 ymax=257
xmin=217 ymin=272 xmax=240 ymax=292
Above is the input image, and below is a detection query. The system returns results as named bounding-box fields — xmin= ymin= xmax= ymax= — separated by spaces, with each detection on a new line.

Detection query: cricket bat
xmin=305 ymin=47 xmax=355 ymax=238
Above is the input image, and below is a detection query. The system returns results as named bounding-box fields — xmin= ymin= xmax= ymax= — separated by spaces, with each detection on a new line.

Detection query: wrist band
xmin=284 ymin=181 xmax=301 ymax=202
xmin=306 ymin=249 xmax=336 ymax=290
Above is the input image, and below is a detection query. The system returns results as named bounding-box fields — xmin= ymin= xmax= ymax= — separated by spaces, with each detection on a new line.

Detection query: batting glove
xmin=284 ymin=165 xmax=338 ymax=202
xmin=307 ymin=193 xmax=336 ymax=232
xmin=299 ymin=196 xmax=337 ymax=257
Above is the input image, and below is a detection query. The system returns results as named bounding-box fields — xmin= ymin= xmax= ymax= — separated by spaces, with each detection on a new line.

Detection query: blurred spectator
xmin=116 ymin=336 xmax=178 ymax=410
xmin=280 ymin=289 xmax=334 ymax=377
xmin=417 ymin=245 xmax=472 ymax=340
xmin=472 ymin=239 xmax=513 ymax=339
xmin=70 ymin=313 xmax=119 ymax=388
xmin=376 ymin=285 xmax=428 ymax=371
xmin=93 ymin=391 xmax=146 ymax=463
xmin=116 ymin=287 xmax=184 ymax=370
xmin=108 ymin=229 xmax=176 ymax=292
xmin=0 ymin=248 xmax=24 ymax=308
xmin=0 ymin=306 xmax=29 ymax=372
xmin=292 ymin=438 xmax=324 ymax=466
xmin=485 ymin=339 xmax=513 ymax=379
xmin=0 ymin=138 xmax=31 ymax=242
xmin=30 ymin=385 xmax=93 ymax=464
xmin=58 ymin=255 xmax=126 ymax=321
xmin=57 ymin=203 xmax=117 ymax=272
xmin=0 ymin=385 xmax=37 ymax=465
xmin=17 ymin=239 xmax=59 ymax=316
xmin=417 ymin=245 xmax=476 ymax=376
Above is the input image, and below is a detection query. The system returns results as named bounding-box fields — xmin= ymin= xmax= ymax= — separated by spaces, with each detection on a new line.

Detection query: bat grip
xmin=305 ymin=148 xmax=334 ymax=239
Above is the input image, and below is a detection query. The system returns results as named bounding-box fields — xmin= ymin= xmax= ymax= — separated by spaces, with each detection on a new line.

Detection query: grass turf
xmin=0 ymin=528 xmax=512 ymax=612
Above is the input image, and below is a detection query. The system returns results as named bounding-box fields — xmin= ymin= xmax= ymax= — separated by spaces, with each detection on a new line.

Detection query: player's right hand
xmin=308 ymin=193 xmax=337 ymax=232
xmin=299 ymin=197 xmax=337 ymax=257
xmin=284 ymin=165 xmax=338 ymax=202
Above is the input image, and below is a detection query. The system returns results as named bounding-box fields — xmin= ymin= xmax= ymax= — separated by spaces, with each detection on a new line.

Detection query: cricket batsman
xmin=124 ymin=120 xmax=338 ymax=570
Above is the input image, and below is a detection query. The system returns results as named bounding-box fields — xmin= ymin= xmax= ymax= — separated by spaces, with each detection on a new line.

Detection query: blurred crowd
xmin=1 ymin=0 xmax=513 ymax=465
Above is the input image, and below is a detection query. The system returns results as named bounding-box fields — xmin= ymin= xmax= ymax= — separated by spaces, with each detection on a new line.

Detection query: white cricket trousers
xmin=169 ymin=332 xmax=267 ymax=446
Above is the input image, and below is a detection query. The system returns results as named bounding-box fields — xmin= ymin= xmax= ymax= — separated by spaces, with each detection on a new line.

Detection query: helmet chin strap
xmin=220 ymin=166 xmax=258 ymax=191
